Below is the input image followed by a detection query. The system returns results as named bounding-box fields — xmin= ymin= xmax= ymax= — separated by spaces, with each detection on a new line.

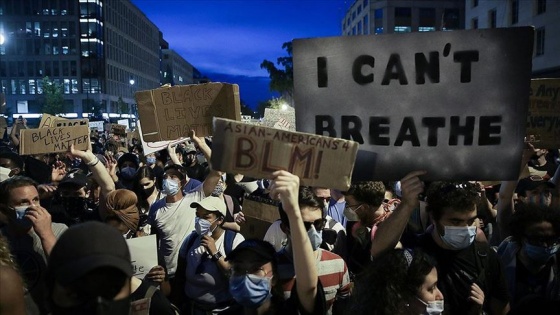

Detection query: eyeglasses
xmin=345 ymin=204 xmax=364 ymax=212
xmin=303 ymin=218 xmax=327 ymax=231
xmin=318 ymin=196 xmax=331 ymax=204
xmin=525 ymin=235 xmax=560 ymax=247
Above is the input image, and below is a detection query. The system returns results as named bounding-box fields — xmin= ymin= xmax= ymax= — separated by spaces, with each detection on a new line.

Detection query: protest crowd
xmin=0 ymin=112 xmax=558 ymax=315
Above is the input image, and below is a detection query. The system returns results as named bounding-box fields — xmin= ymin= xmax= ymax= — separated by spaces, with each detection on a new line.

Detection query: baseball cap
xmin=59 ymin=171 xmax=88 ymax=188
xmin=47 ymin=221 xmax=132 ymax=285
xmin=185 ymin=143 xmax=197 ymax=154
xmin=190 ymin=196 xmax=226 ymax=216
xmin=226 ymin=239 xmax=276 ymax=263
xmin=516 ymin=175 xmax=555 ymax=194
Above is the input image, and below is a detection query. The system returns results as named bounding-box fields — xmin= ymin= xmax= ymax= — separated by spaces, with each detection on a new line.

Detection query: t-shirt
xmin=148 ymin=184 xmax=204 ymax=276
xmin=264 ymin=220 xmax=287 ymax=252
xmin=182 ymin=178 xmax=202 ymax=194
xmin=1 ymin=223 xmax=68 ymax=314
xmin=277 ymin=248 xmax=351 ymax=315
xmin=327 ymin=200 xmax=347 ymax=228
xmin=404 ymin=233 xmax=510 ymax=315
xmin=130 ymin=280 xmax=176 ymax=315
xmin=179 ymin=231 xmax=244 ymax=307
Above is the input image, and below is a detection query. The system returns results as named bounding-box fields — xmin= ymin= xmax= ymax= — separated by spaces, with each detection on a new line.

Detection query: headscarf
xmin=103 ymin=189 xmax=139 ymax=232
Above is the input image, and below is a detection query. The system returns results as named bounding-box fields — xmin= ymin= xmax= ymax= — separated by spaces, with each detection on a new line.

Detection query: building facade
xmin=161 ymin=48 xmax=195 ymax=86
xmin=0 ymin=0 xmax=196 ymax=123
xmin=465 ymin=0 xmax=560 ymax=77
xmin=342 ymin=0 xmax=465 ymax=35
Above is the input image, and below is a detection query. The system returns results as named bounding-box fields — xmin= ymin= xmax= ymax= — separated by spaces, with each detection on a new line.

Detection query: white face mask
xmin=162 ymin=178 xmax=180 ymax=196
xmin=417 ymin=297 xmax=444 ymax=315
xmin=440 ymin=225 xmax=476 ymax=250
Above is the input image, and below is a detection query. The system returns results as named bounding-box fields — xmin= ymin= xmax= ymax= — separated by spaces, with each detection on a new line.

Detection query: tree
xmin=117 ymin=97 xmax=128 ymax=115
xmin=240 ymin=100 xmax=255 ymax=117
xmin=260 ymin=41 xmax=293 ymax=105
xmin=41 ymin=76 xmax=65 ymax=115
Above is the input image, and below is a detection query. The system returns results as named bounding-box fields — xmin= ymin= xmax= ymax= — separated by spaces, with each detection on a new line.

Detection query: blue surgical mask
xmin=195 ymin=217 xmax=218 ymax=236
xmin=162 ymin=178 xmax=180 ymax=196
xmin=308 ymin=225 xmax=323 ymax=251
xmin=523 ymin=241 xmax=559 ymax=264
xmin=13 ymin=206 xmax=33 ymax=229
xmin=230 ymin=274 xmax=272 ymax=308
xmin=440 ymin=226 xmax=476 ymax=250
xmin=120 ymin=166 xmax=136 ymax=180
xmin=146 ymin=157 xmax=156 ymax=165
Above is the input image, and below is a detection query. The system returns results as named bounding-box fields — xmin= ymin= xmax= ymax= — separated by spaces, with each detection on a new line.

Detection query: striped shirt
xmin=277 ymin=248 xmax=351 ymax=314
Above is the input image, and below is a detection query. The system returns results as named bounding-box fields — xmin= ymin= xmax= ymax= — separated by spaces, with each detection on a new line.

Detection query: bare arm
xmin=69 ymin=144 xmax=115 ymax=196
xmin=190 ymin=131 xmax=222 ymax=196
xmin=370 ymin=170 xmax=426 ymax=258
xmin=0 ymin=267 xmax=26 ymax=315
xmin=270 ymin=170 xmax=318 ymax=313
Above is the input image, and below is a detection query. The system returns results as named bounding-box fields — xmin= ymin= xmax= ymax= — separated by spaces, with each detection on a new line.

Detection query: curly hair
xmin=343 ymin=181 xmax=386 ymax=207
xmin=279 ymin=186 xmax=324 ymax=226
xmin=349 ymin=248 xmax=437 ymax=315
xmin=509 ymin=203 xmax=560 ymax=244
xmin=426 ymin=181 xmax=480 ymax=221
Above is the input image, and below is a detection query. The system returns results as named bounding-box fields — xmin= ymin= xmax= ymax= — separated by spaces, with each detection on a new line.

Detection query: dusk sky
xmin=131 ymin=0 xmax=351 ymax=109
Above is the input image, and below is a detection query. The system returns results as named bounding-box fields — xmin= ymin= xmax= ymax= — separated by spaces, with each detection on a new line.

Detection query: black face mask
xmin=61 ymin=197 xmax=89 ymax=220
xmin=140 ymin=185 xmax=156 ymax=198
xmin=51 ymin=296 xmax=131 ymax=315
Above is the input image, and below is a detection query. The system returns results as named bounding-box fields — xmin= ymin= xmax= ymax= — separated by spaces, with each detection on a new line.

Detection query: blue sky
xmin=131 ymin=0 xmax=351 ymax=109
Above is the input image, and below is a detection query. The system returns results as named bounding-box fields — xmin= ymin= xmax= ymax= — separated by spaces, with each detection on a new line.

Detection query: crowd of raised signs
xmin=0 ymin=118 xmax=559 ymax=315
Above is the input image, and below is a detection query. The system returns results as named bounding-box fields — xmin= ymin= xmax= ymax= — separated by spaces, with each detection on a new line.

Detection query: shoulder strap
xmin=184 ymin=231 xmax=198 ymax=255
xmin=224 ymin=194 xmax=234 ymax=216
xmin=224 ymin=230 xmax=236 ymax=255
xmin=473 ymin=241 xmax=490 ymax=291
xmin=144 ymin=284 xmax=158 ymax=299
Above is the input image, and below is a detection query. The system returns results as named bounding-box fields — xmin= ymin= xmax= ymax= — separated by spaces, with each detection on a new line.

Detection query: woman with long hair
xmin=133 ymin=166 xmax=164 ymax=235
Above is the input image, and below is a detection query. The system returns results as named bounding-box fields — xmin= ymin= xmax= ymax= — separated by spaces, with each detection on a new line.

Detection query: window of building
xmin=394 ymin=7 xmax=412 ymax=32
xmin=419 ymin=8 xmax=436 ymax=32
xmin=358 ymin=5 xmax=362 ymax=15
xmin=71 ymin=79 xmax=78 ymax=94
xmin=443 ymin=9 xmax=461 ymax=30
xmin=511 ymin=0 xmax=519 ymax=24
xmin=64 ymin=79 xmax=70 ymax=94
xmin=489 ymin=9 xmax=497 ymax=28
xmin=363 ymin=15 xmax=369 ymax=34
xmin=29 ymin=79 xmax=36 ymax=94
xmin=536 ymin=27 xmax=545 ymax=56
xmin=472 ymin=18 xmax=478 ymax=29
xmin=473 ymin=0 xmax=479 ymax=7
xmin=537 ymin=0 xmax=546 ymax=14
xmin=357 ymin=21 xmax=362 ymax=34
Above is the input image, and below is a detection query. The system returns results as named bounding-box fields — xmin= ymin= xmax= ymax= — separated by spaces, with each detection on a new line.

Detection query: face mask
xmin=440 ymin=225 xmax=476 ymax=250
xmin=230 ymin=274 xmax=272 ymax=308
xmin=307 ymin=225 xmax=323 ymax=251
xmin=51 ymin=296 xmax=131 ymax=315
xmin=12 ymin=206 xmax=33 ymax=229
xmin=146 ymin=157 xmax=156 ymax=165
xmin=162 ymin=178 xmax=180 ymax=196
xmin=120 ymin=166 xmax=136 ymax=180
xmin=195 ymin=217 xmax=218 ymax=236
xmin=61 ymin=197 xmax=89 ymax=219
xmin=140 ymin=185 xmax=156 ymax=198
xmin=211 ymin=182 xmax=225 ymax=197
xmin=416 ymin=297 xmax=445 ymax=315
xmin=343 ymin=207 xmax=359 ymax=221
xmin=523 ymin=241 xmax=560 ymax=264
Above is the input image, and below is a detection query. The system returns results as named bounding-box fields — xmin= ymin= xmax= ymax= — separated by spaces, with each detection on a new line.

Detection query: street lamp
xmin=0 ymin=33 xmax=5 ymax=97
xmin=129 ymin=78 xmax=135 ymax=118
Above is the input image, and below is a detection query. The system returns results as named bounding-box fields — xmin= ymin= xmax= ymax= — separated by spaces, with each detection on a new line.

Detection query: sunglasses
xmin=303 ymin=218 xmax=327 ymax=231
xmin=318 ymin=196 xmax=331 ymax=204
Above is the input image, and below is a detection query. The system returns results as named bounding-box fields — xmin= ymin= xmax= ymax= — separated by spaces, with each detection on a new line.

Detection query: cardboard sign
xmin=135 ymin=82 xmax=241 ymax=141
xmin=293 ymin=27 xmax=534 ymax=181
xmin=38 ymin=113 xmax=88 ymax=128
xmin=211 ymin=118 xmax=359 ymax=190
xmin=19 ymin=125 xmax=90 ymax=155
xmin=111 ymin=124 xmax=127 ymax=137
xmin=89 ymin=121 xmax=104 ymax=132
xmin=136 ymin=121 xmax=190 ymax=156
xmin=263 ymin=108 xmax=296 ymax=131
xmin=117 ymin=119 xmax=130 ymax=131
xmin=126 ymin=235 xmax=157 ymax=279
xmin=526 ymin=78 xmax=560 ymax=149
xmin=240 ymin=196 xmax=280 ymax=240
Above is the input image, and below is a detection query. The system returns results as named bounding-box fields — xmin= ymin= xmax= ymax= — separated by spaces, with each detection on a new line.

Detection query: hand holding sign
xmin=399 ymin=170 xmax=427 ymax=209
xmin=269 ymin=170 xmax=300 ymax=214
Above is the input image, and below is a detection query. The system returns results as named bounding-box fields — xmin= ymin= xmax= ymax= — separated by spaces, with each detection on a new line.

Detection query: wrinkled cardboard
xmin=211 ymin=118 xmax=359 ymax=191
xmin=19 ymin=125 xmax=90 ymax=155
xmin=135 ymin=82 xmax=241 ymax=142
xmin=239 ymin=197 xmax=280 ymax=240
xmin=526 ymin=78 xmax=560 ymax=149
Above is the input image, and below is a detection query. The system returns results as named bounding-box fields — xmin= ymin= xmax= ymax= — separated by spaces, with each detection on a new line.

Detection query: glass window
xmin=443 ymin=9 xmax=461 ymax=30
xmin=536 ymin=27 xmax=545 ymax=56
xmin=537 ymin=0 xmax=546 ymax=14
xmin=357 ymin=21 xmax=362 ymax=34
xmin=20 ymin=80 xmax=27 ymax=94
xmin=363 ymin=15 xmax=369 ymax=34
xmin=511 ymin=0 xmax=519 ymax=24
xmin=34 ymin=22 xmax=41 ymax=36
xmin=64 ymin=79 xmax=70 ymax=94
xmin=489 ymin=9 xmax=497 ymax=28
xmin=374 ymin=9 xmax=383 ymax=34
xmin=473 ymin=0 xmax=479 ymax=7
xmin=472 ymin=18 xmax=478 ymax=29
xmin=394 ymin=7 xmax=412 ymax=32
xmin=71 ymin=79 xmax=78 ymax=94
xmin=419 ymin=8 xmax=435 ymax=31
xmin=29 ymin=79 xmax=36 ymax=94
xmin=37 ymin=79 xmax=43 ymax=94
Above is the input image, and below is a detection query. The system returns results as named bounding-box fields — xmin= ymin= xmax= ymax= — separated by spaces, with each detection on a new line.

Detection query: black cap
xmin=48 ymin=221 xmax=132 ymax=285
xmin=59 ymin=171 xmax=88 ymax=189
xmin=516 ymin=175 xmax=555 ymax=194
xmin=225 ymin=239 xmax=276 ymax=263
xmin=117 ymin=153 xmax=139 ymax=169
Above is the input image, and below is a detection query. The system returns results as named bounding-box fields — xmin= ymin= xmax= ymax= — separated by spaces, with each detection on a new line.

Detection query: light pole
xmin=0 ymin=33 xmax=5 ymax=98
xmin=129 ymin=78 xmax=135 ymax=119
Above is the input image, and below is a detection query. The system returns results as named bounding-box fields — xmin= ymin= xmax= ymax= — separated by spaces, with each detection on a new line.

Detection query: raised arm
xmin=68 ymin=144 xmax=115 ymax=204
xmin=270 ymin=170 xmax=318 ymax=314
xmin=190 ymin=131 xmax=222 ymax=196
xmin=370 ymin=170 xmax=426 ymax=258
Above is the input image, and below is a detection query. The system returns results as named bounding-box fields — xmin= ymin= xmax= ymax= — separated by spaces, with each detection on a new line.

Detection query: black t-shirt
xmin=130 ymin=280 xmax=176 ymax=315
xmin=403 ymin=233 xmax=510 ymax=315
xmin=267 ymin=280 xmax=327 ymax=315
xmin=185 ymin=163 xmax=207 ymax=182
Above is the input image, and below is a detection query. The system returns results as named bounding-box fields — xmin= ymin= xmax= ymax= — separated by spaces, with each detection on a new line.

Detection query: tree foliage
xmin=41 ymin=76 xmax=65 ymax=115
xmin=117 ymin=96 xmax=128 ymax=115
xmin=240 ymin=100 xmax=254 ymax=116
xmin=260 ymin=41 xmax=293 ymax=105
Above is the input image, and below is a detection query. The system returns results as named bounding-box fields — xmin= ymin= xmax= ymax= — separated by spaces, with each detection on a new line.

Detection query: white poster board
xmin=126 ymin=235 xmax=157 ymax=279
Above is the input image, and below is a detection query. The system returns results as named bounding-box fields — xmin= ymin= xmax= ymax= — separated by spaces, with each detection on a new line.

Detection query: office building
xmin=342 ymin=0 xmax=465 ymax=35
xmin=465 ymin=0 xmax=560 ymax=77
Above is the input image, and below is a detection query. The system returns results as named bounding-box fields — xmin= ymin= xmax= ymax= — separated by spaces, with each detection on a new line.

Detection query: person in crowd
xmin=349 ymin=248 xmax=444 ymax=315
xmin=0 ymin=150 xmax=24 ymax=178
xmin=0 ymin=234 xmax=31 ymax=315
xmin=116 ymin=152 xmax=140 ymax=190
xmin=148 ymin=131 xmax=223 ymax=280
xmin=327 ymin=189 xmax=347 ymax=228
xmin=212 ymin=173 xmax=244 ymax=232
xmin=313 ymin=187 xmax=347 ymax=258
xmin=497 ymin=203 xmax=560 ymax=312
xmin=226 ymin=170 xmax=327 ymax=314
xmin=0 ymin=176 xmax=68 ymax=314
xmin=372 ymin=172 xmax=510 ymax=315
xmin=172 ymin=196 xmax=245 ymax=314
xmin=183 ymin=143 xmax=207 ymax=182
xmin=167 ymin=141 xmax=202 ymax=193
xmin=276 ymin=185 xmax=351 ymax=315
xmin=343 ymin=180 xmax=392 ymax=275
xmin=528 ymin=147 xmax=558 ymax=180
xmin=133 ymin=166 xmax=164 ymax=235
